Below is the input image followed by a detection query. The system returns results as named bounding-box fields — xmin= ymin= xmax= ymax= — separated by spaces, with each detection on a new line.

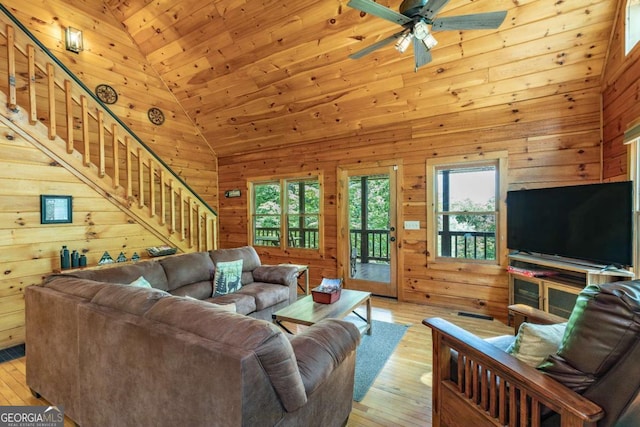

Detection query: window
xmin=625 ymin=119 xmax=640 ymax=271
xmin=426 ymin=152 xmax=507 ymax=264
xmin=250 ymin=175 xmax=322 ymax=250
xmin=627 ymin=0 xmax=640 ymax=55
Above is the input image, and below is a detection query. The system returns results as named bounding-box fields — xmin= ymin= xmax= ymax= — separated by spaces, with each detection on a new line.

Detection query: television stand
xmin=508 ymin=253 xmax=634 ymax=319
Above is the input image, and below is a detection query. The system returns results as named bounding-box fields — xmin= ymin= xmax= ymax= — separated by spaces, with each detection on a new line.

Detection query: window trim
xmin=426 ymin=152 xmax=508 ymax=266
xmin=626 ymin=0 xmax=640 ymax=56
xmin=626 ymin=119 xmax=640 ymax=276
xmin=247 ymin=172 xmax=324 ymax=254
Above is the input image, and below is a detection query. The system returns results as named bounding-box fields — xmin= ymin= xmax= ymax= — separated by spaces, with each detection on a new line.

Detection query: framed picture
xmin=40 ymin=195 xmax=73 ymax=224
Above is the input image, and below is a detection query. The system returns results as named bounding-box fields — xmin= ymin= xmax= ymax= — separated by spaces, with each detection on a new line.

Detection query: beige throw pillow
xmin=506 ymin=322 xmax=567 ymax=367
xmin=129 ymin=276 xmax=152 ymax=288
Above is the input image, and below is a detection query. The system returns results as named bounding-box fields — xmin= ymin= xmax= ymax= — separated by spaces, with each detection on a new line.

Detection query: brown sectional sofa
xmin=25 ymin=246 xmax=362 ymax=426
xmin=58 ymin=246 xmax=299 ymax=321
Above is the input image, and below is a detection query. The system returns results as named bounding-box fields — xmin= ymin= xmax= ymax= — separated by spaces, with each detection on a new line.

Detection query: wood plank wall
xmin=218 ymin=85 xmax=604 ymax=322
xmin=0 ymin=0 xmax=219 ymax=210
xmin=602 ymin=0 xmax=640 ymax=181
xmin=0 ymin=122 xmax=168 ymax=349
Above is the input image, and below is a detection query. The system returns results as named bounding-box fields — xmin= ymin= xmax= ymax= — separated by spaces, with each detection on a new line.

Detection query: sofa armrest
xmin=253 ymin=265 xmax=298 ymax=287
xmin=289 ymin=319 xmax=361 ymax=398
xmin=508 ymin=304 xmax=567 ymax=333
xmin=423 ymin=317 xmax=603 ymax=427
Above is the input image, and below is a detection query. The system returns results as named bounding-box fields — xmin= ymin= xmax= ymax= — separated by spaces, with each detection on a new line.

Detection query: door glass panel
xmin=348 ymin=174 xmax=390 ymax=283
xmin=253 ymin=182 xmax=281 ymax=246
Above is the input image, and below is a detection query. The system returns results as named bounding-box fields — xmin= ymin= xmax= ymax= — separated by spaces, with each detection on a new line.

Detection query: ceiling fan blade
xmin=347 ymin=0 xmax=413 ymax=26
xmin=418 ymin=0 xmax=451 ymax=20
xmin=431 ymin=11 xmax=508 ymax=31
xmin=413 ymin=38 xmax=433 ymax=71
xmin=349 ymin=31 xmax=404 ymax=59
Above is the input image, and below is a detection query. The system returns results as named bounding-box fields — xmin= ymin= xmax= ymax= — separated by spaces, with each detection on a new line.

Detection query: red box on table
xmin=311 ymin=278 xmax=342 ymax=304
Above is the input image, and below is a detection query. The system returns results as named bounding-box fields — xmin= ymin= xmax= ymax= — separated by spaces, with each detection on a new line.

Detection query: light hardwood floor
xmin=3 ymin=298 xmax=512 ymax=427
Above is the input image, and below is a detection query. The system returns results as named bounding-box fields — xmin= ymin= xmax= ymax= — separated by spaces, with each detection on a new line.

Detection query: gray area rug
xmin=353 ymin=320 xmax=410 ymax=401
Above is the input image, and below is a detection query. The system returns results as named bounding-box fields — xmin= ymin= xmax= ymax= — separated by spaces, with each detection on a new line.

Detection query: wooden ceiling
xmin=104 ymin=0 xmax=617 ymax=157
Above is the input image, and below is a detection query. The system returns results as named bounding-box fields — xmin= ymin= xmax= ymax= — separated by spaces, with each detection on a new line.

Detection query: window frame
xmin=426 ymin=152 xmax=508 ymax=266
xmin=248 ymin=172 xmax=324 ymax=254
xmin=625 ymin=118 xmax=640 ymax=275
xmin=626 ymin=0 xmax=640 ymax=56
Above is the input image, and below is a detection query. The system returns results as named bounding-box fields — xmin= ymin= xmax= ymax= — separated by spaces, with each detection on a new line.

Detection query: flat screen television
xmin=507 ymin=181 xmax=633 ymax=267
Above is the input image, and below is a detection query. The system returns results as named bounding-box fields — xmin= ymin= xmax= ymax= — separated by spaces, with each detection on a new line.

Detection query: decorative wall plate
xmin=95 ymin=84 xmax=118 ymax=104
xmin=147 ymin=107 xmax=165 ymax=125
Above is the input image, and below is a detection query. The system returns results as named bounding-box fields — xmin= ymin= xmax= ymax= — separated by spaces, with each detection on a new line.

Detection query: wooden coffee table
xmin=272 ymin=289 xmax=372 ymax=335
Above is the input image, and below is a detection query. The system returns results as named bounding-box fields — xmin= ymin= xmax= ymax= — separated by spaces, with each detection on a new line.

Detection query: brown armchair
xmin=423 ymin=280 xmax=640 ymax=427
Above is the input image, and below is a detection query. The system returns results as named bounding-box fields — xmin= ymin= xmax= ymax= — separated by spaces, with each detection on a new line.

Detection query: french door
xmin=337 ymin=161 xmax=400 ymax=297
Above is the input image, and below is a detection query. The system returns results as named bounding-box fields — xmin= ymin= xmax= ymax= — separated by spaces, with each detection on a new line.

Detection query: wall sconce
xmin=65 ymin=27 xmax=83 ymax=53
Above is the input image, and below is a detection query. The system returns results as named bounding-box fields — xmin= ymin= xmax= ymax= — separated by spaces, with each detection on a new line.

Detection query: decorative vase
xmin=60 ymin=246 xmax=70 ymax=270
xmin=71 ymin=250 xmax=79 ymax=268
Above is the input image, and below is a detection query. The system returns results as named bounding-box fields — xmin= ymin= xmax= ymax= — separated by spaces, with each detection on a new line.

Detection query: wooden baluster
xmin=149 ymin=158 xmax=155 ymax=217
xmin=64 ymin=80 xmax=73 ymax=153
xmin=464 ymin=357 xmax=472 ymax=398
xmin=520 ymin=389 xmax=529 ymax=427
xmin=27 ymin=44 xmax=36 ymax=124
xmin=125 ymin=137 xmax=132 ymax=199
xmin=187 ymin=197 xmax=194 ymax=248
xmin=160 ymin=170 xmax=166 ymax=225
xmin=203 ymin=214 xmax=210 ymax=251
xmin=81 ymin=95 xmax=89 ymax=165
xmin=489 ymin=371 xmax=498 ymax=418
xmin=179 ymin=188 xmax=185 ymax=241
xmin=498 ymin=378 xmax=507 ymax=425
xmin=98 ymin=110 xmax=105 ymax=177
xmin=211 ymin=215 xmax=218 ymax=249
xmin=509 ymin=384 xmax=517 ymax=427
xmin=472 ymin=361 xmax=479 ymax=403
xmin=137 ymin=148 xmax=144 ymax=208
xmin=6 ymin=25 xmax=16 ymax=110
xmin=531 ymin=396 xmax=541 ymax=427
xmin=169 ymin=180 xmax=176 ymax=233
xmin=196 ymin=204 xmax=201 ymax=251
xmin=112 ymin=124 xmax=119 ymax=188
xmin=47 ymin=63 xmax=56 ymax=140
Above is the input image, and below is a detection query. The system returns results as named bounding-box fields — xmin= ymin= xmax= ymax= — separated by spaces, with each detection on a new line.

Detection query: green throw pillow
xmin=213 ymin=259 xmax=243 ymax=297
xmin=506 ymin=322 xmax=567 ymax=367
xmin=129 ymin=276 xmax=152 ymax=288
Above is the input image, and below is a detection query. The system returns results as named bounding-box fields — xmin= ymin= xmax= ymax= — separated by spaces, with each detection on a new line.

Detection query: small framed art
xmin=40 ymin=195 xmax=73 ymax=224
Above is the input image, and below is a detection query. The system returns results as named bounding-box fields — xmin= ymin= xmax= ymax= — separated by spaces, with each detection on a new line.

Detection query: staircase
xmin=0 ymin=15 xmax=217 ymax=252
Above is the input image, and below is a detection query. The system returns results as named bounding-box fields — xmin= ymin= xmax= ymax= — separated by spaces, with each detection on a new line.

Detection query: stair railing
xmin=0 ymin=8 xmax=217 ymax=253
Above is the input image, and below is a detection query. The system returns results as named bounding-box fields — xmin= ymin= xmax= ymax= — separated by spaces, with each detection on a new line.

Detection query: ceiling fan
xmin=347 ymin=0 xmax=507 ymax=71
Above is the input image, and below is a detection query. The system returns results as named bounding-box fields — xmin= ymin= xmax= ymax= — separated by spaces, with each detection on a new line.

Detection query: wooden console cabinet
xmin=508 ymin=253 xmax=634 ymax=319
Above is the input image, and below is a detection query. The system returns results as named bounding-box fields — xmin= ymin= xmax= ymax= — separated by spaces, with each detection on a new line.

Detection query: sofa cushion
xmin=160 ymin=252 xmax=214 ymax=291
xmin=69 ymin=260 xmax=170 ymax=291
xmin=253 ymin=265 xmax=298 ymax=286
xmin=143 ymin=297 xmax=308 ymax=412
xmin=207 ymin=293 xmax=257 ymax=315
xmin=44 ymin=276 xmax=110 ymax=299
xmin=506 ymin=322 xmax=566 ymax=367
xmin=169 ymin=280 xmax=213 ymax=300
xmin=237 ymin=282 xmax=290 ymax=311
xmin=210 ymin=246 xmax=261 ymax=285
xmin=213 ymin=260 xmax=243 ymax=296
xmin=183 ymin=296 xmax=236 ymax=312
xmin=90 ymin=284 xmax=170 ymax=316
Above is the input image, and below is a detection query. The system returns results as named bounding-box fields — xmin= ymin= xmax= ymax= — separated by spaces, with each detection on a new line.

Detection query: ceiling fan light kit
xmin=347 ymin=0 xmax=507 ymax=71
xmin=395 ymin=32 xmax=413 ymax=53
